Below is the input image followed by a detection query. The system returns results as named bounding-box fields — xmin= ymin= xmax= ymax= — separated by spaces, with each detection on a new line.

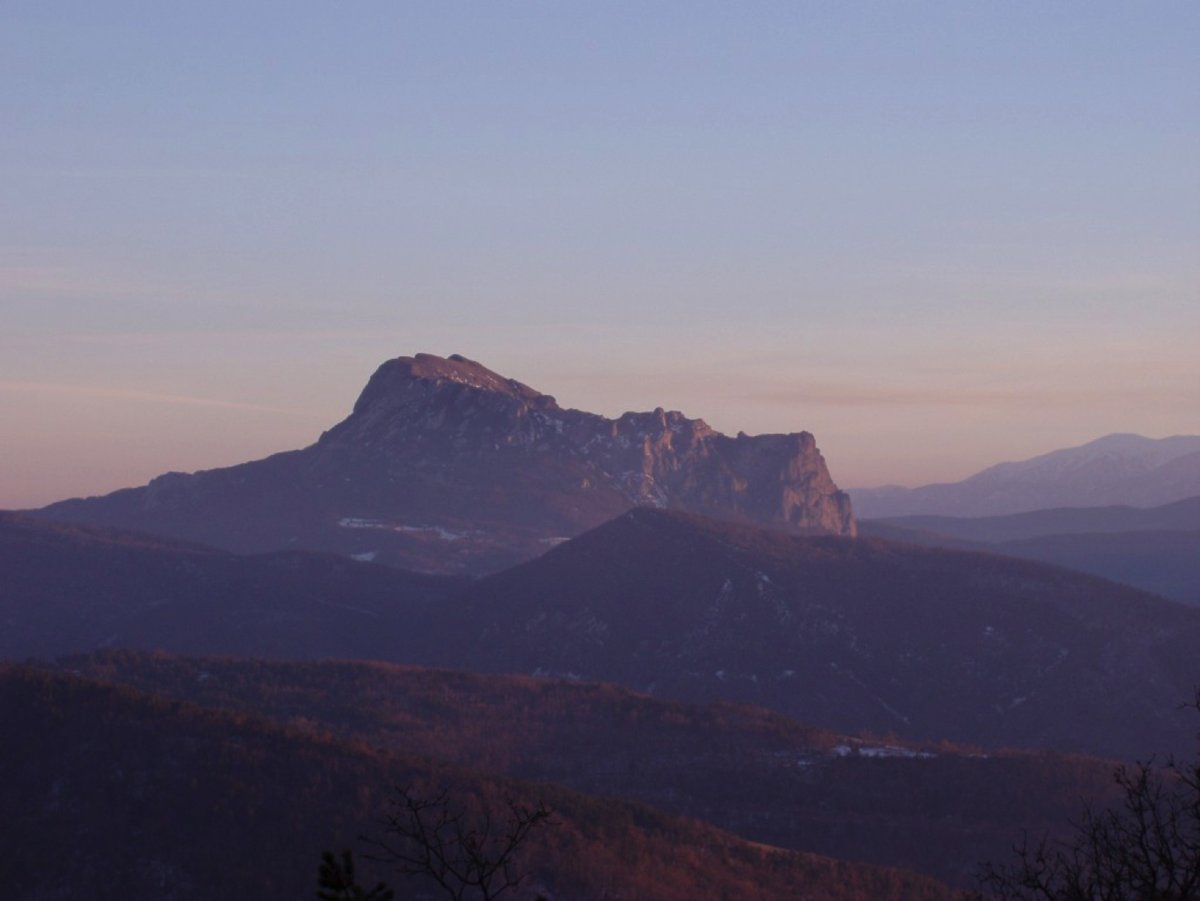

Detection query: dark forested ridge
xmin=52 ymin=650 xmax=1127 ymax=889
xmin=0 ymin=511 xmax=461 ymax=661
xmin=7 ymin=502 xmax=1198 ymax=894
xmin=5 ymin=508 xmax=1199 ymax=762
xmin=451 ymin=508 xmax=1200 ymax=760
xmin=0 ymin=665 xmax=952 ymax=900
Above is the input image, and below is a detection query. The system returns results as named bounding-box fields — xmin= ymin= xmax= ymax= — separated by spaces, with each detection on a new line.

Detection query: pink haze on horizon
xmin=3 ymin=6 xmax=1197 ymax=508
xmin=2 ymin=346 xmax=1195 ymax=509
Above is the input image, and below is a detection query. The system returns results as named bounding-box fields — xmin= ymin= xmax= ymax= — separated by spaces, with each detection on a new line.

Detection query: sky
xmin=2 ymin=2 xmax=1198 ymax=508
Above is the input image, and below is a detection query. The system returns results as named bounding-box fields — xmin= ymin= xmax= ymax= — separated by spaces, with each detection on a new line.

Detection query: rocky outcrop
xmin=36 ymin=353 xmax=854 ymax=572
xmin=320 ymin=354 xmax=855 ymax=536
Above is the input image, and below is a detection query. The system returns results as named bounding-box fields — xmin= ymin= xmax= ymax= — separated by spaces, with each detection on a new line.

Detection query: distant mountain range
xmin=867 ymin=495 xmax=1200 ymax=543
xmin=851 ymin=433 xmax=1200 ymax=518
xmin=31 ymin=353 xmax=854 ymax=574
xmin=6 ymin=509 xmax=1197 ymax=761
xmin=860 ymin=496 xmax=1200 ymax=605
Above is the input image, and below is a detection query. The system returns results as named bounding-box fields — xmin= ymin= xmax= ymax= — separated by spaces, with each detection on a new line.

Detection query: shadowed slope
xmin=6 ymin=507 xmax=1197 ymax=762
xmin=450 ymin=508 xmax=1200 ymax=760
xmin=861 ymin=497 xmax=1200 ymax=604
xmin=0 ymin=512 xmax=460 ymax=661
xmin=0 ymin=666 xmax=952 ymax=900
xmin=55 ymin=650 xmax=1129 ymax=889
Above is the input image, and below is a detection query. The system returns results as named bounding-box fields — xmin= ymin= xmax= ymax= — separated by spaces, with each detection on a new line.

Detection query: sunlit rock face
xmin=36 ymin=353 xmax=855 ymax=572
xmin=320 ymin=354 xmax=855 ymax=535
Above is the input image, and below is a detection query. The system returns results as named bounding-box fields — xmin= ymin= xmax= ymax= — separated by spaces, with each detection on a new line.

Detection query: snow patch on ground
xmin=859 ymin=745 xmax=936 ymax=759
xmin=832 ymin=744 xmax=936 ymax=760
xmin=531 ymin=667 xmax=584 ymax=680
xmin=337 ymin=518 xmax=470 ymax=541
xmin=351 ymin=551 xmax=378 ymax=562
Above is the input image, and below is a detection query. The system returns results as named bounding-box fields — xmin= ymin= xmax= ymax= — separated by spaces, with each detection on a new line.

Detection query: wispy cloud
xmin=0 ymin=381 xmax=327 ymax=420
xmin=0 ymin=264 xmax=183 ymax=304
xmin=748 ymin=383 xmax=1193 ymax=408
xmin=6 ymin=166 xmax=263 ymax=181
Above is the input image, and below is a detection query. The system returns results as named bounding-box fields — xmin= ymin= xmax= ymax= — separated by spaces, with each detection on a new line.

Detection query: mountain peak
xmin=350 ymin=353 xmax=555 ymax=416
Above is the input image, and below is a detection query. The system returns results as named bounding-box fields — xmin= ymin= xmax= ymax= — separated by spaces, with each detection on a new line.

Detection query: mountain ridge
xmin=859 ymin=496 xmax=1200 ymax=605
xmin=4 ymin=508 xmax=1198 ymax=760
xmin=869 ymin=495 xmax=1200 ymax=543
xmin=0 ymin=511 xmax=460 ymax=661
xmin=33 ymin=353 xmax=855 ymax=573
xmin=4 ymin=664 xmax=953 ymax=900
xmin=447 ymin=507 xmax=1200 ymax=760
xmin=49 ymin=649 xmax=1127 ymax=889
xmin=851 ymin=433 xmax=1200 ymax=518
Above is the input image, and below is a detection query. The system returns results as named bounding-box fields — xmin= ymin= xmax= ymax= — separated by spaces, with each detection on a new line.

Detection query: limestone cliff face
xmin=710 ymin=432 xmax=857 ymax=536
xmin=321 ymin=353 xmax=856 ymax=537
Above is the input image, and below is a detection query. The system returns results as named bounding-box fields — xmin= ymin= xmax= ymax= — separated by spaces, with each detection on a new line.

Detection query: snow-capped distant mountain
xmin=851 ymin=433 xmax=1200 ymax=518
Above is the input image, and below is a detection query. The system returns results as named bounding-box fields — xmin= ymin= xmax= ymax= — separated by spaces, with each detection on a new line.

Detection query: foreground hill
xmin=0 ymin=513 xmax=459 ymax=661
xmin=851 ymin=433 xmax=1200 ymax=518
xmin=33 ymin=353 xmax=854 ymax=574
xmin=860 ymin=497 xmax=1200 ymax=605
xmin=58 ymin=651 xmax=1126 ymax=888
xmin=449 ymin=508 xmax=1200 ymax=760
xmin=0 ymin=665 xmax=951 ymax=900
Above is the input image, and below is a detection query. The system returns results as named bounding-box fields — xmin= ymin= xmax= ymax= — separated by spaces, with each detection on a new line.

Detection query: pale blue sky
xmin=2 ymin=2 xmax=1198 ymax=506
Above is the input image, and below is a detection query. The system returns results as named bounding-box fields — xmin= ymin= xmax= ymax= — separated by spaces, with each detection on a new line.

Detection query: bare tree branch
xmin=976 ymin=691 xmax=1200 ymax=900
xmin=361 ymin=786 xmax=553 ymax=901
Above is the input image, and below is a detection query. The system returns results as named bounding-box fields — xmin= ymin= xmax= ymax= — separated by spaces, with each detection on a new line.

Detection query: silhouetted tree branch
xmin=976 ymin=690 xmax=1200 ymax=899
xmin=362 ymin=786 xmax=552 ymax=901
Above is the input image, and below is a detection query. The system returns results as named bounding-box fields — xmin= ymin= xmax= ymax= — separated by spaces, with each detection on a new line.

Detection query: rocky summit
xmin=34 ymin=353 xmax=855 ymax=573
